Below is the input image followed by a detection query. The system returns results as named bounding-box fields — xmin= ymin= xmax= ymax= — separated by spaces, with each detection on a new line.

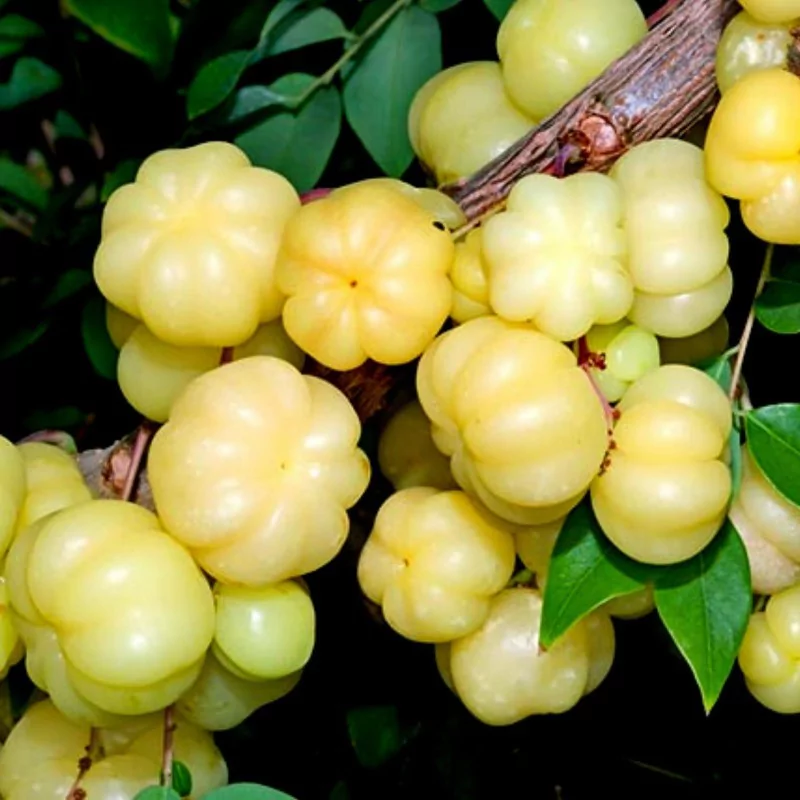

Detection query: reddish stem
xmin=160 ymin=705 xmax=177 ymax=788
xmin=64 ymin=728 xmax=99 ymax=800
xmin=120 ymin=422 xmax=154 ymax=503
xmin=300 ymin=188 xmax=332 ymax=204
xmin=16 ymin=429 xmax=77 ymax=454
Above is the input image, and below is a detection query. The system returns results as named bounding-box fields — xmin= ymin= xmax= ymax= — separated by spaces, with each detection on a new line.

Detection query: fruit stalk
xmin=446 ymin=0 xmax=741 ymax=221
xmin=160 ymin=704 xmax=177 ymax=789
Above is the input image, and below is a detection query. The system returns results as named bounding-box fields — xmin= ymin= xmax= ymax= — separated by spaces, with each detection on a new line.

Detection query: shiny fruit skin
xmin=5 ymin=500 xmax=215 ymax=720
xmin=0 ymin=436 xmax=25 ymax=557
xmin=409 ymin=62 xmax=537 ymax=184
xmin=94 ymin=141 xmax=300 ymax=347
xmin=591 ymin=365 xmax=732 ymax=564
xmin=449 ymin=229 xmax=492 ymax=324
xmin=658 ymin=316 xmax=729 ymax=366
xmin=105 ymin=303 xmax=138 ymax=349
xmin=148 ymin=356 xmax=370 ymax=585
xmin=416 ymin=316 xmax=607 ymax=523
xmin=497 ymin=0 xmax=647 ymax=120
xmin=738 ymin=0 xmax=800 ymax=23
xmin=275 ymin=180 xmax=454 ymax=371
xmin=377 ymin=400 xmax=456 ymax=492
xmin=357 ymin=488 xmax=516 ymax=643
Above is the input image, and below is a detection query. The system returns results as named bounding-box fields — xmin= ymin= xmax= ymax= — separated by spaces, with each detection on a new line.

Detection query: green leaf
xmin=261 ymin=8 xmax=349 ymax=56
xmin=539 ymin=502 xmax=651 ymax=648
xmin=483 ymin=0 xmax=514 ymax=21
xmin=22 ymin=406 xmax=86 ymax=432
xmin=0 ymin=57 xmax=62 ymax=110
xmin=329 ymin=782 xmax=351 ymax=800
xmin=42 ymin=269 xmax=92 ymax=309
xmin=729 ymin=427 xmax=743 ymax=501
xmin=203 ymin=784 xmax=298 ymax=800
xmin=101 ymin=159 xmax=141 ymax=202
xmin=0 ymin=321 xmax=49 ymax=361
xmin=64 ymin=0 xmax=174 ymax=73
xmin=0 ymin=15 xmax=45 ymax=58
xmin=755 ymin=279 xmax=800 ymax=334
xmin=696 ymin=352 xmax=732 ymax=394
xmin=236 ymin=74 xmax=340 ymax=193
xmin=0 ymin=157 xmax=47 ymax=210
xmin=745 ymin=404 xmax=800 ymax=507
xmin=81 ymin=295 xmax=118 ymax=380
xmin=54 ymin=110 xmax=87 ymax=140
xmin=420 ymin=0 xmax=463 ymax=11
xmin=187 ymin=50 xmax=251 ymax=120
xmin=346 ymin=705 xmax=414 ymax=769
xmin=343 ymin=6 xmax=441 ymax=176
xmin=226 ymin=85 xmax=291 ymax=124
xmin=259 ymin=0 xmax=307 ymax=41
xmin=132 ymin=788 xmax=181 ymax=800
xmin=654 ymin=521 xmax=751 ymax=711
xmin=171 ymin=761 xmax=192 ymax=798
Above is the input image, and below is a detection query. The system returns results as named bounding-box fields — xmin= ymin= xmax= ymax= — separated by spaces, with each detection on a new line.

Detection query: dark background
xmin=1 ymin=1 xmax=797 ymax=797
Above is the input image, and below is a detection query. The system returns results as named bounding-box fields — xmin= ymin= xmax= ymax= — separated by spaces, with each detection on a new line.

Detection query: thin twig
xmin=120 ymin=423 xmax=155 ymax=502
xmin=728 ymin=244 xmax=774 ymax=403
xmin=160 ymin=705 xmax=177 ymax=788
xmin=0 ymin=209 xmax=34 ymax=237
xmin=65 ymin=728 xmax=99 ymax=800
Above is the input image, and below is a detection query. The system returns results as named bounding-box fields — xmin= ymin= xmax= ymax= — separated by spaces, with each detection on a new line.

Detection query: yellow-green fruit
xmin=416 ymin=316 xmax=607 ymax=525
xmin=610 ymin=139 xmax=732 ymax=338
xmin=0 ymin=436 xmax=25 ymax=558
xmin=358 ymin=488 xmax=516 ymax=643
xmin=15 ymin=443 xmax=91 ymax=534
xmin=658 ymin=316 xmax=729 ymax=366
xmin=0 ymin=574 xmax=23 ymax=680
xmin=440 ymin=588 xmax=614 ymax=725
xmin=603 ymin=586 xmax=655 ymax=620
xmin=377 ymin=400 xmax=456 ymax=492
xmin=275 ymin=180 xmax=454 ymax=371
xmin=449 ymin=229 xmax=491 ymax=324
xmin=716 ymin=11 xmax=796 ymax=94
xmin=177 ymin=650 xmax=301 ymax=731
xmin=739 ymin=0 xmax=800 ymax=23
xmin=117 ymin=319 xmax=305 ymax=423
xmin=148 ymin=356 xmax=370 ymax=585
xmin=582 ymin=321 xmax=660 ymax=403
xmin=497 ymin=0 xmax=647 ymax=120
xmin=481 ymin=173 xmax=632 ymax=342
xmin=105 ymin=303 xmax=138 ymax=349
xmin=0 ymin=699 xmax=227 ymax=800
xmin=738 ymin=587 xmax=800 ymax=712
xmin=408 ymin=62 xmax=537 ymax=184
xmin=513 ymin=517 xmax=564 ymax=579
xmin=5 ymin=500 xmax=215 ymax=721
xmin=213 ymin=580 xmax=314 ymax=680
xmin=729 ymin=444 xmax=800 ymax=594
xmin=94 ymin=141 xmax=300 ymax=347
xmin=591 ymin=365 xmax=732 ymax=564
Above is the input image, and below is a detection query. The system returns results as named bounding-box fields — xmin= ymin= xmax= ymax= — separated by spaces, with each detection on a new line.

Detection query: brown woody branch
xmin=446 ymin=0 xmax=741 ymax=222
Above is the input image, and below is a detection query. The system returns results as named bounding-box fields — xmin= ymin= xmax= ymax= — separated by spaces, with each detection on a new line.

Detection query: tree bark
xmin=446 ymin=0 xmax=740 ymax=222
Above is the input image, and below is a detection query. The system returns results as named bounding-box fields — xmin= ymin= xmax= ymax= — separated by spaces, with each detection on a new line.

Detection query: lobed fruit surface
xmin=481 ymin=172 xmax=632 ymax=342
xmin=94 ymin=141 xmax=300 ymax=347
xmin=437 ymin=588 xmax=614 ymax=725
xmin=408 ymin=62 xmax=537 ymax=184
xmin=416 ymin=316 xmax=607 ymax=525
xmin=358 ymin=488 xmax=515 ymax=642
xmin=0 ymin=436 xmax=25 ymax=556
xmin=497 ymin=0 xmax=647 ymax=120
xmin=148 ymin=356 xmax=370 ymax=585
xmin=5 ymin=500 xmax=215 ymax=721
xmin=377 ymin=400 xmax=456 ymax=492
xmin=275 ymin=180 xmax=454 ymax=371
xmin=592 ymin=365 xmax=732 ymax=564
xmin=449 ymin=228 xmax=491 ymax=324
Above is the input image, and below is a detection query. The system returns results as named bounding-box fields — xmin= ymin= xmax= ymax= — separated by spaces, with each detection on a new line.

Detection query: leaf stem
xmin=728 ymin=243 xmax=774 ymax=403
xmin=160 ymin=705 xmax=177 ymax=788
xmin=289 ymin=0 xmax=413 ymax=109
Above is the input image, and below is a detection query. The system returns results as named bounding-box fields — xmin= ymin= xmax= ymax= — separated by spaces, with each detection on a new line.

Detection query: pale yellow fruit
xmin=105 ymin=303 xmax=138 ymax=349
xmin=5 ymin=500 xmax=215 ymax=720
xmin=0 ymin=436 xmax=25 ymax=558
xmin=377 ymin=400 xmax=456 ymax=492
xmin=449 ymin=229 xmax=491 ymax=324
xmin=416 ymin=316 xmax=607 ymax=523
xmin=117 ymin=319 xmax=305 ymax=422
xmin=15 ymin=443 xmax=91 ymax=534
xmin=94 ymin=141 xmax=300 ymax=347
xmin=354 ymin=180 xmax=466 ymax=230
xmin=275 ymin=180 xmax=454 ymax=370
xmin=177 ymin=650 xmax=301 ymax=731
xmin=0 ymin=575 xmax=23 ymax=680
xmin=739 ymin=0 xmax=800 ymax=23
xmin=0 ymin=698 xmax=227 ymax=800
xmin=213 ymin=580 xmax=314 ymax=680
xmin=409 ymin=62 xmax=537 ymax=184
xmin=716 ymin=11 xmax=796 ymax=94
xmin=481 ymin=173 xmax=632 ymax=342
xmin=658 ymin=316 xmax=729 ymax=366
xmin=730 ymin=444 xmax=800 ymax=594
xmin=591 ymin=365 xmax=732 ymax=564
xmin=442 ymin=588 xmax=614 ymax=724
xmin=358 ymin=488 xmax=515 ymax=642
xmin=148 ymin=356 xmax=370 ymax=585
xmin=603 ymin=586 xmax=655 ymax=620
xmin=513 ymin=517 xmax=564 ymax=579
xmin=497 ymin=0 xmax=647 ymax=120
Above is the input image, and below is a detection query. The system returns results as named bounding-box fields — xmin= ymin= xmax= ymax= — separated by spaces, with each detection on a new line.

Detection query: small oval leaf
xmin=132 ymin=788 xmax=181 ymax=800
xmin=745 ymin=404 xmax=800 ymax=507
xmin=654 ymin=521 xmax=751 ymax=712
xmin=203 ymin=784 xmax=298 ymax=800
xmin=346 ymin=705 xmax=408 ymax=769
xmin=0 ymin=156 xmax=48 ymax=210
xmin=171 ymin=761 xmax=192 ymax=797
xmin=540 ymin=501 xmax=651 ymax=648
xmin=261 ymin=8 xmax=349 ymax=57
xmin=0 ymin=57 xmax=61 ymax=110
xmin=755 ymin=279 xmax=800 ymax=334
xmin=81 ymin=295 xmax=118 ymax=380
xmin=483 ymin=0 xmax=514 ymax=21
xmin=187 ymin=50 xmax=251 ymax=120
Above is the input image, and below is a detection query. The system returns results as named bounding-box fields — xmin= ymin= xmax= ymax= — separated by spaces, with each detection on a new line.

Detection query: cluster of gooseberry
xmin=5 ymin=0 xmax=800 ymax=794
